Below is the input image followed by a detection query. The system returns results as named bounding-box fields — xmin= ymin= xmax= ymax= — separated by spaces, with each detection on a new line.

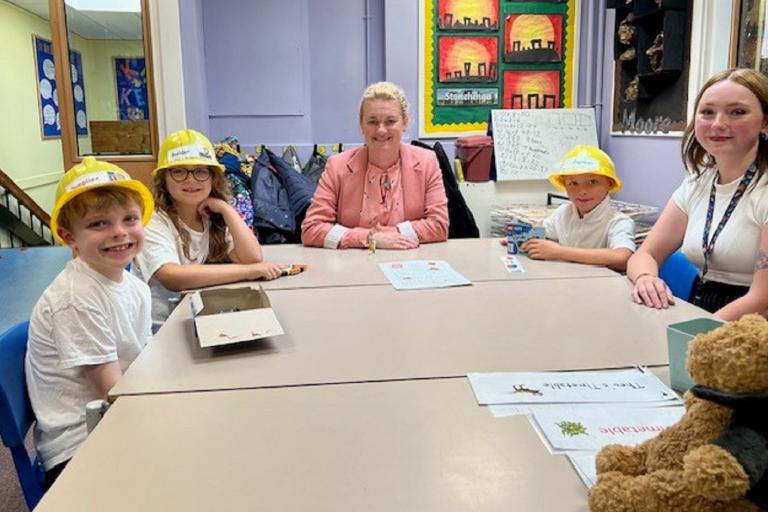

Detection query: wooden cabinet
xmin=607 ymin=0 xmax=692 ymax=134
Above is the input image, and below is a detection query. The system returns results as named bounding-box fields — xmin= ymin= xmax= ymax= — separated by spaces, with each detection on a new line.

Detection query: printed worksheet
xmin=378 ymin=260 xmax=471 ymax=290
xmin=529 ymin=405 xmax=684 ymax=453
xmin=489 ymin=400 xmax=682 ymax=418
xmin=469 ymin=368 xmax=678 ymax=405
xmin=567 ymin=453 xmax=598 ymax=488
xmin=500 ymin=255 xmax=525 ymax=273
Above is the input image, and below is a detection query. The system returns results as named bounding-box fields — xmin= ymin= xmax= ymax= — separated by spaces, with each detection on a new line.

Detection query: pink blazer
xmin=301 ymin=144 xmax=449 ymax=248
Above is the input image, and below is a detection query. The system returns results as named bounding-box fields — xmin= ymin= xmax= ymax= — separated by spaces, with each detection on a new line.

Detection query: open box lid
xmin=189 ymin=285 xmax=284 ymax=348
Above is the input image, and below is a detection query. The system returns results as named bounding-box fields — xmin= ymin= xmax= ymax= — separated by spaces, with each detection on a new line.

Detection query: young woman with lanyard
xmin=627 ymin=68 xmax=768 ymax=320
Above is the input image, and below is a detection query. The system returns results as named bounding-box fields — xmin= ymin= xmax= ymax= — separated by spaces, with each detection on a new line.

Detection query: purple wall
xmin=179 ymin=0 xmax=685 ymax=208
xmin=179 ymin=0 xmax=209 ymax=135
xmin=181 ymin=0 xmax=386 ymax=160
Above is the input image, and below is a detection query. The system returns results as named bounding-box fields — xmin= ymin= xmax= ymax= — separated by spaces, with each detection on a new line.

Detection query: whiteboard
xmin=491 ymin=109 xmax=598 ymax=181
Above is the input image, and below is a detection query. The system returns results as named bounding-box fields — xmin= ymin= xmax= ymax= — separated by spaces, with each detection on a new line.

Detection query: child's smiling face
xmin=164 ymin=166 xmax=213 ymax=208
xmin=562 ymin=173 xmax=613 ymax=217
xmin=59 ymin=200 xmax=145 ymax=281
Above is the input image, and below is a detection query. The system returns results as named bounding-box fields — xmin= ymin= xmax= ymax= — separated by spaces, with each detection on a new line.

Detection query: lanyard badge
xmin=700 ymin=162 xmax=757 ymax=279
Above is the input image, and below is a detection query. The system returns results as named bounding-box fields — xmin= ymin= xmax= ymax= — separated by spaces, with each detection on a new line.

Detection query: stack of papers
xmin=468 ymin=368 xmax=683 ymax=488
xmin=378 ymin=260 xmax=471 ymax=290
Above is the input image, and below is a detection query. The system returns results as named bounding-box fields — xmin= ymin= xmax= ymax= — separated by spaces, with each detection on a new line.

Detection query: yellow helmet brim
xmin=548 ymin=170 xmax=622 ymax=194
xmin=50 ymin=179 xmax=155 ymax=245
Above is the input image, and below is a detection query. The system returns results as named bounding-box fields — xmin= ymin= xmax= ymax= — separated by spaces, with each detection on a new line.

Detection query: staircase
xmin=0 ymin=168 xmax=54 ymax=248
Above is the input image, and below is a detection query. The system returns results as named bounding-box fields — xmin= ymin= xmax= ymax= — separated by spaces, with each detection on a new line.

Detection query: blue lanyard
xmin=700 ymin=162 xmax=757 ymax=278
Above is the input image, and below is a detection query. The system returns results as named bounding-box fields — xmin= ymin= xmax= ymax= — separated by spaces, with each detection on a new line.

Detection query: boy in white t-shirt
xmin=503 ymin=145 xmax=635 ymax=271
xmin=25 ymin=157 xmax=154 ymax=488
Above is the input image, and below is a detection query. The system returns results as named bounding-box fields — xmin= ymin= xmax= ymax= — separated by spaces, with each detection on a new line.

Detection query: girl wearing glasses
xmin=133 ymin=129 xmax=282 ymax=326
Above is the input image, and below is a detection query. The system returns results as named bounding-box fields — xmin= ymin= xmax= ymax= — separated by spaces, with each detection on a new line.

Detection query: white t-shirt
xmin=672 ymin=168 xmax=768 ymax=286
xmin=132 ymin=210 xmax=234 ymax=325
xmin=543 ymin=196 xmax=636 ymax=251
xmin=25 ymin=258 xmax=151 ymax=471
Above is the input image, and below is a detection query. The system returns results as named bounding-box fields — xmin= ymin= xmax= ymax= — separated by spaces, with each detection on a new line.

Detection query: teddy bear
xmin=587 ymin=314 xmax=768 ymax=512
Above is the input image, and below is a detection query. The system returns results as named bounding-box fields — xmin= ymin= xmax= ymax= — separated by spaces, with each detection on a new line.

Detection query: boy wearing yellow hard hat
xmin=26 ymin=157 xmax=154 ymax=488
xmin=525 ymin=144 xmax=635 ymax=271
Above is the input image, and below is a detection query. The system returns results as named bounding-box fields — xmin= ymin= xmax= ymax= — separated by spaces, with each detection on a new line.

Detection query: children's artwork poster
xmin=504 ymin=14 xmax=563 ymax=63
xmin=114 ymin=57 xmax=149 ymax=120
xmin=419 ymin=0 xmax=579 ymax=137
xmin=33 ymin=35 xmax=88 ymax=138
xmin=438 ymin=36 xmax=498 ymax=83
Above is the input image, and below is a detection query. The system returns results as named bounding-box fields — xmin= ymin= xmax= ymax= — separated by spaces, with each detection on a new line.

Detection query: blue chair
xmin=659 ymin=251 xmax=700 ymax=302
xmin=0 ymin=321 xmax=45 ymax=510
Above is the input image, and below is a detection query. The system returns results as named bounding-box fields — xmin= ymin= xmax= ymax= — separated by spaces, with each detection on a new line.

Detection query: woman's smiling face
xmin=360 ymin=98 xmax=406 ymax=152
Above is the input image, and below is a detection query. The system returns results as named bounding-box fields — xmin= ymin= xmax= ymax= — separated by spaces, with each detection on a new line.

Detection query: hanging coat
xmin=251 ymin=150 xmax=295 ymax=244
xmin=411 ymin=140 xmax=480 ymax=239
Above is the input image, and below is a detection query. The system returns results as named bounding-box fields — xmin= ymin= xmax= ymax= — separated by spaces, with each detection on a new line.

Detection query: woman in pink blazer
xmin=301 ymin=82 xmax=449 ymax=249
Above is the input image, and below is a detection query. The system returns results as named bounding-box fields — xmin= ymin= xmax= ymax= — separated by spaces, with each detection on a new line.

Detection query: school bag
xmin=302 ymin=144 xmax=328 ymax=184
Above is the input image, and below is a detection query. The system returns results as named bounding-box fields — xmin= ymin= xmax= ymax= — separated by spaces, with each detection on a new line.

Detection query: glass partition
xmin=62 ymin=0 xmax=152 ymax=156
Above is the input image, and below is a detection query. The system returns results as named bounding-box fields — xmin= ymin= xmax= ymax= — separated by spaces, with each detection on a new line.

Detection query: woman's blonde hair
xmin=359 ymin=81 xmax=409 ymax=125
xmin=682 ymin=68 xmax=768 ymax=183
xmin=152 ymin=169 xmax=232 ymax=262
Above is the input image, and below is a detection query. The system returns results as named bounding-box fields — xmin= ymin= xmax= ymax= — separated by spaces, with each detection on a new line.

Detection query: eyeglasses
xmin=168 ymin=167 xmax=212 ymax=182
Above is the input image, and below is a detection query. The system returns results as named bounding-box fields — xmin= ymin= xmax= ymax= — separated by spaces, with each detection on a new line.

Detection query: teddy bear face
xmin=687 ymin=314 xmax=768 ymax=393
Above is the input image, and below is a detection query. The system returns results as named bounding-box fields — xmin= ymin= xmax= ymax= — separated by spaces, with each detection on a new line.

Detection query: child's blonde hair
xmin=152 ymin=170 xmax=232 ymax=262
xmin=58 ymin=187 xmax=145 ymax=232
xmin=359 ymin=81 xmax=410 ymax=125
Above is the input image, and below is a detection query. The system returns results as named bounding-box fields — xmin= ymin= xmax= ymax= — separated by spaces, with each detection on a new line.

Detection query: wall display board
xmin=491 ymin=107 xmax=597 ymax=181
xmin=33 ymin=35 xmax=87 ymax=138
xmin=114 ymin=57 xmax=149 ymax=120
xmin=607 ymin=0 xmax=692 ymax=135
xmin=419 ymin=0 xmax=580 ymax=138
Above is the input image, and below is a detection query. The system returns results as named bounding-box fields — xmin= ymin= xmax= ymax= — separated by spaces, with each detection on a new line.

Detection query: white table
xmin=39 ymin=378 xmax=588 ymax=512
xmin=259 ymin=239 xmax=617 ymax=290
xmin=112 ymin=277 xmax=709 ymax=397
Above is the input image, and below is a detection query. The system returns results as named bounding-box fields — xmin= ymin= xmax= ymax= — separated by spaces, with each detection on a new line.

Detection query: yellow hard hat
xmin=153 ymin=129 xmax=224 ymax=175
xmin=548 ymin=145 xmax=622 ymax=193
xmin=50 ymin=157 xmax=154 ymax=245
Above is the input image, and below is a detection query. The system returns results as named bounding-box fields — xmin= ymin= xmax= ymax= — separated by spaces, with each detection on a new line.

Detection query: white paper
xmin=567 ymin=452 xmax=597 ymax=488
xmin=378 ymin=260 xmax=471 ymax=290
xmin=491 ymin=109 xmax=598 ymax=181
xmin=489 ymin=399 xmax=682 ymax=418
xmin=500 ymin=255 xmax=525 ymax=273
xmin=529 ymin=405 xmax=684 ymax=453
xmin=469 ymin=368 xmax=677 ymax=405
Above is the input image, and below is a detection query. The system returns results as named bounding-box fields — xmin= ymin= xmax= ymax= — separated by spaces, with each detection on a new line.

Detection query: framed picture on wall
xmin=730 ymin=0 xmax=768 ymax=73
xmin=419 ymin=0 xmax=580 ymax=138
xmin=32 ymin=35 xmax=88 ymax=139
xmin=114 ymin=57 xmax=149 ymax=120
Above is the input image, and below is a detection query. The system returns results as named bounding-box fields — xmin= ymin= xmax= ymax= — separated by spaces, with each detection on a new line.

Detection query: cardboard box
xmin=666 ymin=318 xmax=723 ymax=392
xmin=190 ymin=285 xmax=284 ymax=348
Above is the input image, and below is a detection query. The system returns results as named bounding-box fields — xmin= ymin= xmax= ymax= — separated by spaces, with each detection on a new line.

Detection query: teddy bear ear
xmin=687 ymin=314 xmax=768 ymax=393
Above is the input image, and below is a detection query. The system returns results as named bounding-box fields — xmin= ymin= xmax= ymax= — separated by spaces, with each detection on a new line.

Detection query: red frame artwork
xmin=437 ymin=36 xmax=498 ymax=83
xmin=437 ymin=0 xmax=499 ymax=31
xmin=504 ymin=13 xmax=564 ymax=63
xmin=502 ymin=70 xmax=561 ymax=109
